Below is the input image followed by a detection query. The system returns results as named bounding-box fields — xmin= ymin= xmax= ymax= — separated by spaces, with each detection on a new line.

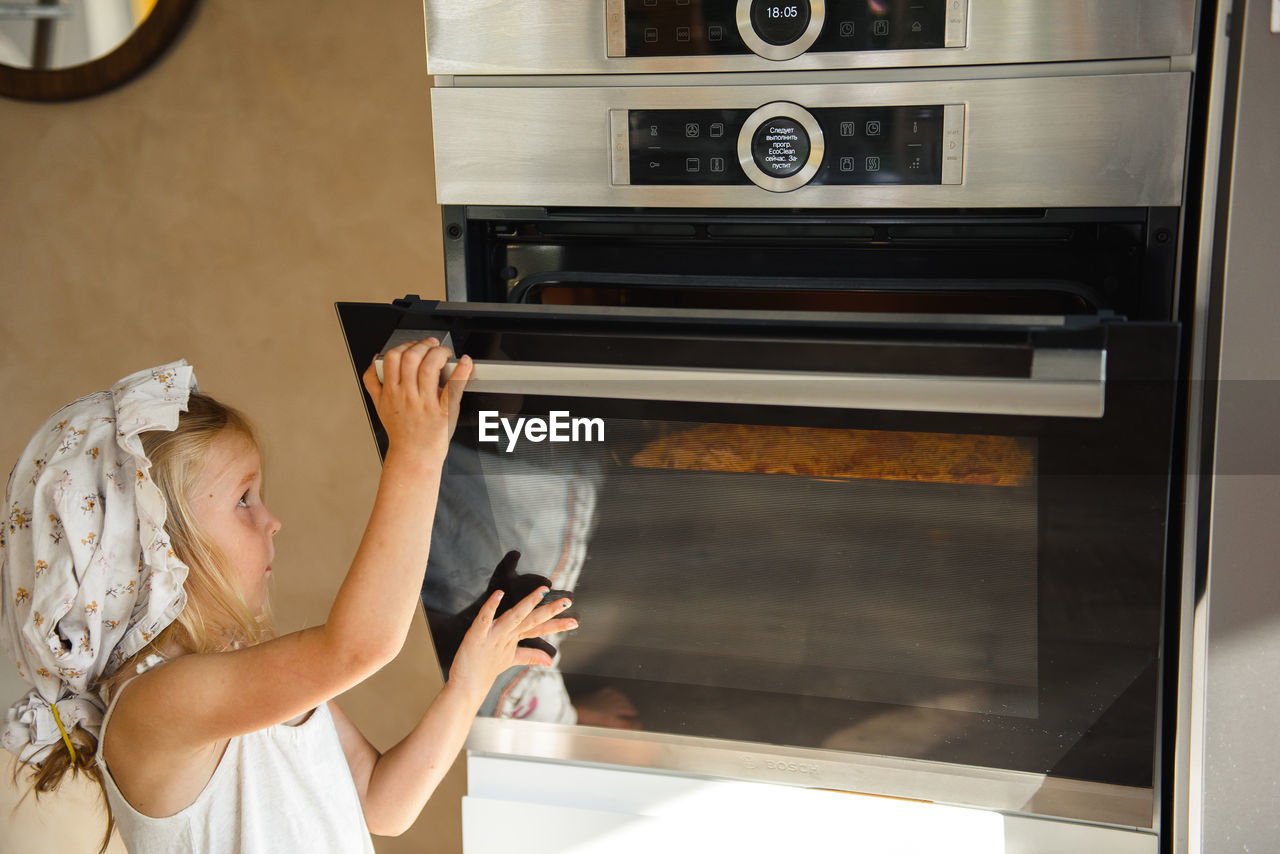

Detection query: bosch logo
xmin=764 ymin=759 xmax=819 ymax=776
xmin=743 ymin=756 xmax=819 ymax=776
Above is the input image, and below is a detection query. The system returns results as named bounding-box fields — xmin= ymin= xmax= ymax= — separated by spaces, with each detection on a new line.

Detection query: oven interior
xmin=447 ymin=205 xmax=1181 ymax=323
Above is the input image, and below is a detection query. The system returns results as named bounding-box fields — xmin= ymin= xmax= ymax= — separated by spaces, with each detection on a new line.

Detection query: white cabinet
xmin=464 ymin=754 xmax=1156 ymax=854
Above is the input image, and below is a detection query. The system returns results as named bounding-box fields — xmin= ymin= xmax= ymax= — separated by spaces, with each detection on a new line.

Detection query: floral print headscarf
xmin=1 ymin=361 xmax=196 ymax=764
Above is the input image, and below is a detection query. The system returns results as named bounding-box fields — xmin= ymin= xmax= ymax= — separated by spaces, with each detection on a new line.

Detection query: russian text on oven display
xmin=477 ymin=411 xmax=605 ymax=452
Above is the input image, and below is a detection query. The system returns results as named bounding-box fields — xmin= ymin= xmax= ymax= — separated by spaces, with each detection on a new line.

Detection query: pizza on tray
xmin=631 ymin=424 xmax=1032 ymax=488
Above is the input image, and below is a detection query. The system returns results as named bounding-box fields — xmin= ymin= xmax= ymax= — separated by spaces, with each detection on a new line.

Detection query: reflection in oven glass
xmin=423 ymin=416 xmax=1045 ymax=768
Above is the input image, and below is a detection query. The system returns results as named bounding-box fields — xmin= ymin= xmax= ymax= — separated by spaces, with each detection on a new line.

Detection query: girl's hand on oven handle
xmin=362 ymin=337 xmax=474 ymax=465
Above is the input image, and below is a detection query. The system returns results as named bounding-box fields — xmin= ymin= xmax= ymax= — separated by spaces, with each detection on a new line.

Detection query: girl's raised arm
xmin=111 ymin=340 xmax=473 ymax=750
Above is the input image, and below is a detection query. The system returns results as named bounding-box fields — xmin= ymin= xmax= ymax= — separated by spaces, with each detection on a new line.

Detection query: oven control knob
xmin=738 ymin=102 xmax=825 ymax=193
xmin=737 ymin=0 xmax=826 ymax=61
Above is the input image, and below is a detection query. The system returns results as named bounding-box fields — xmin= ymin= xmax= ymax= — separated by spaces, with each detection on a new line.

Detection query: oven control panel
xmin=612 ymin=102 xmax=963 ymax=191
xmin=606 ymin=0 xmax=966 ymax=60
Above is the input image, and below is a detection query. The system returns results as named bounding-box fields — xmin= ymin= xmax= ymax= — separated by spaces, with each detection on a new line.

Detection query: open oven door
xmin=336 ymin=297 xmax=1179 ymax=833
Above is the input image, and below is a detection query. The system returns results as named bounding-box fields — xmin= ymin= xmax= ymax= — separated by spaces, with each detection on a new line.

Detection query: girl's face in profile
xmin=190 ymin=430 xmax=282 ymax=615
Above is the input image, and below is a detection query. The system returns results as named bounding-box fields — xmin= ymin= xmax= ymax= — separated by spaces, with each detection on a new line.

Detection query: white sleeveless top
xmin=95 ymin=679 xmax=375 ymax=854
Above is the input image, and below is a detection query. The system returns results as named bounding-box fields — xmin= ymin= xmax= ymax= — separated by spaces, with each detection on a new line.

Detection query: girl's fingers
xmin=446 ymin=355 xmax=473 ymax=401
xmin=380 ymin=344 xmax=405 ymax=391
xmin=418 ymin=344 xmax=452 ymax=397
xmin=496 ymin=586 xmax=550 ymax=632
xmin=513 ymin=647 xmax=555 ymax=669
xmin=396 ymin=339 xmax=438 ymax=394
xmin=520 ymin=597 xmax=573 ymax=633
xmin=361 ymin=360 xmax=382 ymax=404
xmin=520 ymin=616 xmax=577 ymax=640
xmin=475 ymin=589 xmax=503 ymax=628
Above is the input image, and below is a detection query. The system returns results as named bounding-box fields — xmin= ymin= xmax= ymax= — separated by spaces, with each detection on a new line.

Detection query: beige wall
xmin=0 ymin=2 xmax=462 ymax=852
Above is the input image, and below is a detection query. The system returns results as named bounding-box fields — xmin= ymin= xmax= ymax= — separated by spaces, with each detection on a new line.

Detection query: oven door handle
xmin=378 ymin=348 xmax=1107 ymax=418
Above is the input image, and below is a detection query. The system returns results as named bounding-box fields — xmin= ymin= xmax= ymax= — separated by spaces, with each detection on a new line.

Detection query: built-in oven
xmin=338 ymin=2 xmax=1207 ymax=850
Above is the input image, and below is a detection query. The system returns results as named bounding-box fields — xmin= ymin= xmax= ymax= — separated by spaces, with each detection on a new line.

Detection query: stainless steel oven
xmin=338 ymin=3 xmax=1210 ymax=850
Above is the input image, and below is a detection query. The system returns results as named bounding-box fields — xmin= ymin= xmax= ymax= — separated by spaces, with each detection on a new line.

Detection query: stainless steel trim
xmin=465 ymin=718 xmax=1155 ymax=828
xmin=446 ymin=60 xmax=1176 ymax=88
xmin=605 ymin=0 xmax=625 ymax=58
xmin=423 ymin=0 xmax=1195 ymax=75
xmin=944 ymin=0 xmax=968 ymax=48
xmin=1176 ymin=4 xmax=1233 ymax=851
xmin=1186 ymin=3 xmax=1280 ymax=851
xmin=942 ymin=102 xmax=965 ymax=185
xmin=608 ymin=109 xmax=630 ymax=186
xmin=430 ymin=74 xmax=1189 ymax=208
xmin=377 ymin=348 xmax=1105 ymax=418
xmin=735 ymin=0 xmax=826 ymax=62
xmin=736 ymin=101 xmax=824 ymax=191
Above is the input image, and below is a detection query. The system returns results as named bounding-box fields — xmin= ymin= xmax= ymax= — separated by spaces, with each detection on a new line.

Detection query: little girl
xmin=1 ymin=342 xmax=574 ymax=852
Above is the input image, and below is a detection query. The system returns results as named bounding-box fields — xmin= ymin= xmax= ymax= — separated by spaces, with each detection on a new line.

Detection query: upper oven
xmin=338 ymin=4 xmax=1204 ymax=849
xmin=424 ymin=0 xmax=1197 ymax=74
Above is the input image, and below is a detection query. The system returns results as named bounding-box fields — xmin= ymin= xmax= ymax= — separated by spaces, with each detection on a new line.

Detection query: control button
xmin=839 ymin=121 xmax=855 ymax=137
xmin=676 ymin=26 xmax=691 ymax=42
xmin=750 ymin=0 xmax=811 ymax=46
xmin=710 ymin=156 xmax=726 ymax=173
xmin=685 ymin=157 xmax=701 ymax=172
xmin=738 ymin=101 xmax=823 ymax=191
xmin=643 ymin=0 xmax=656 ymax=5
xmin=839 ymin=156 xmax=855 ymax=172
xmin=685 ymin=122 xmax=701 ymax=138
xmin=865 ymin=120 xmax=882 ymax=136
xmin=872 ymin=19 xmax=890 ymax=36
xmin=911 ymin=20 xmax=923 ymax=32
xmin=751 ymin=117 xmax=810 ymax=178
xmin=838 ymin=20 xmax=855 ymax=37
xmin=644 ymin=27 xmax=659 ymax=43
xmin=865 ymin=156 xmax=881 ymax=172
xmin=708 ymin=24 xmax=725 ymax=41
xmin=736 ymin=0 xmax=826 ymax=61
xmin=709 ymin=122 xmax=725 ymax=138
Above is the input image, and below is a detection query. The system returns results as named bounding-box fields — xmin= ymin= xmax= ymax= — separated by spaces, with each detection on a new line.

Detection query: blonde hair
xmin=16 ymin=391 xmax=272 ymax=852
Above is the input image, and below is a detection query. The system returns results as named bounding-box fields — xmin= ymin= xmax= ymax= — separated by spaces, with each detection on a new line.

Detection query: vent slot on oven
xmin=458 ymin=207 xmax=1180 ymax=322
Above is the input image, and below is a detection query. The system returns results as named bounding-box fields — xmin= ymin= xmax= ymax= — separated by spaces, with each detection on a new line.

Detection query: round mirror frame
xmin=0 ymin=0 xmax=199 ymax=102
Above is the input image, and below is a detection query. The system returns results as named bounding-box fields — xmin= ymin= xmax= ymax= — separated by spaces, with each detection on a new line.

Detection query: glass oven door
xmin=337 ymin=299 xmax=1180 ymax=830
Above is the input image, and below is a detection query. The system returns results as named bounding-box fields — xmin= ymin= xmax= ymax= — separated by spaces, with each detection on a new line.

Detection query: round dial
xmin=737 ymin=102 xmax=825 ymax=192
xmin=736 ymin=0 xmax=826 ymax=61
